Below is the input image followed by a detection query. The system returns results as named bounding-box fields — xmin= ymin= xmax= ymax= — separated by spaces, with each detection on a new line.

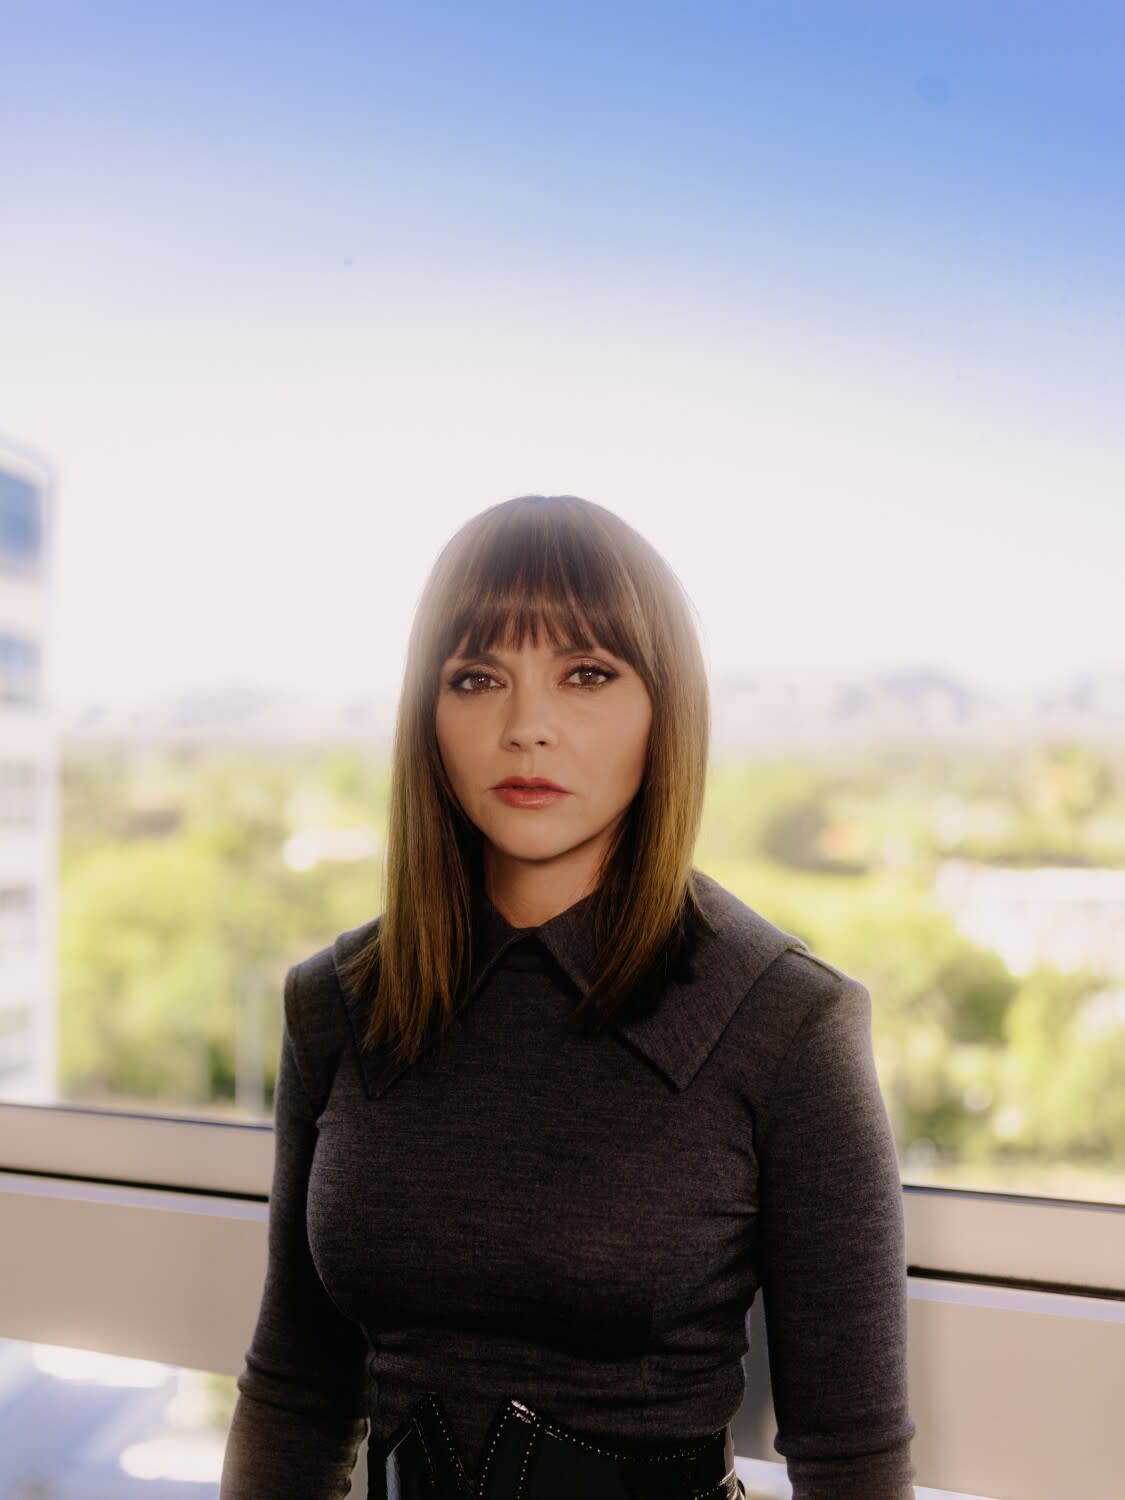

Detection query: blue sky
xmin=1 ymin=1 xmax=1122 ymax=705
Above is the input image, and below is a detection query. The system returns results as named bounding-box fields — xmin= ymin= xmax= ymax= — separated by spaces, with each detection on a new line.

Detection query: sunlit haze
xmin=2 ymin=1 xmax=1121 ymax=710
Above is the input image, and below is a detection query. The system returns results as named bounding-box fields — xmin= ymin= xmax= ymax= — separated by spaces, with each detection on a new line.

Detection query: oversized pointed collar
xmin=332 ymin=869 xmax=810 ymax=1100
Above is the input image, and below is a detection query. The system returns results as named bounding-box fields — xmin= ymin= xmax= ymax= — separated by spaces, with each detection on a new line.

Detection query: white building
xmin=934 ymin=857 xmax=1125 ymax=978
xmin=0 ymin=439 xmax=57 ymax=1101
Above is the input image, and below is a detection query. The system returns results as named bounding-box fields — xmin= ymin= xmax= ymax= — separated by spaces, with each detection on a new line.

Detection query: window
xmin=2 ymin=8 xmax=1122 ymax=1493
xmin=0 ymin=468 xmax=42 ymax=573
xmin=0 ymin=636 xmax=40 ymax=707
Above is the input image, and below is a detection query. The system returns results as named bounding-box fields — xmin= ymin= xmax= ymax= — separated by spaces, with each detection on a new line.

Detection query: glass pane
xmin=0 ymin=1 xmax=1120 ymax=1220
xmin=0 ymin=1337 xmax=266 ymax=1495
xmin=698 ymin=750 xmax=1125 ymax=1207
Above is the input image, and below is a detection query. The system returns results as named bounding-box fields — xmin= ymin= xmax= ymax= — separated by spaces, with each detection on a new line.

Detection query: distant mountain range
xmin=55 ymin=668 xmax=1125 ymax=754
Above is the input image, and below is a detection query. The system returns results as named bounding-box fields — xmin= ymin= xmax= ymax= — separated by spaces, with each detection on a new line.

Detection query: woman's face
xmin=434 ymin=630 xmax=653 ymax=917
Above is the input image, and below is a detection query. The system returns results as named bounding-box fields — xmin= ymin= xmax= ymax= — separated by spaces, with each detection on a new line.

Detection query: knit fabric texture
xmin=219 ymin=869 xmax=916 ymax=1499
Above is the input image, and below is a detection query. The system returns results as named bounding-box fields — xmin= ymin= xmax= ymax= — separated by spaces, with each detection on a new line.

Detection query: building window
xmin=0 ymin=468 xmax=42 ymax=573
xmin=0 ymin=635 xmax=40 ymax=706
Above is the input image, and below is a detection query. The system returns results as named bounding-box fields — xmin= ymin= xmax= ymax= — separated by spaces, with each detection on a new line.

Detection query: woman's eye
xmin=450 ymin=670 xmax=496 ymax=693
xmin=448 ymin=663 xmax=615 ymax=694
xmin=567 ymin=663 xmax=613 ymax=687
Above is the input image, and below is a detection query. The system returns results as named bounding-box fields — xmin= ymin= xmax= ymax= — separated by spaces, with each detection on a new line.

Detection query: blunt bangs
xmin=436 ymin=499 xmax=649 ymax=678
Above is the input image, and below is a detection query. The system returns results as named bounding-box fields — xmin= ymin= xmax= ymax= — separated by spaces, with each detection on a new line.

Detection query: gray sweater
xmin=219 ymin=870 xmax=916 ymax=1499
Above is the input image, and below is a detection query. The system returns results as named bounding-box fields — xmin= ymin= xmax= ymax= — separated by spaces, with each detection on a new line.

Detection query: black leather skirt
xmin=369 ymin=1392 xmax=745 ymax=1499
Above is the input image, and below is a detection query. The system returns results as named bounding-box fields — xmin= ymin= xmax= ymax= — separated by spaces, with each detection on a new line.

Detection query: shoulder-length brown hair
xmin=338 ymin=493 xmax=715 ymax=1067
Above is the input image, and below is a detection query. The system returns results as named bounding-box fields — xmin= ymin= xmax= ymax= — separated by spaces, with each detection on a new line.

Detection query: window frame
xmin=1 ymin=1130 xmax=1122 ymax=1500
xmin=2 ymin=1100 xmax=1123 ymax=1295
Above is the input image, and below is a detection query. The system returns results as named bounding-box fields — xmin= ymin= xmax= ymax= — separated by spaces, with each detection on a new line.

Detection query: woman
xmin=219 ymin=494 xmax=917 ymax=1499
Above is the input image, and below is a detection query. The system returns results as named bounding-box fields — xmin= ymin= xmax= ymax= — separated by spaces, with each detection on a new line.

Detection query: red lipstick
xmin=491 ymin=776 xmax=571 ymax=809
xmin=493 ymin=776 xmax=567 ymax=791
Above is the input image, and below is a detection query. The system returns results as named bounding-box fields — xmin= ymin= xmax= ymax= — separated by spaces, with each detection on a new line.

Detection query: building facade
xmin=0 ymin=441 xmax=56 ymax=1100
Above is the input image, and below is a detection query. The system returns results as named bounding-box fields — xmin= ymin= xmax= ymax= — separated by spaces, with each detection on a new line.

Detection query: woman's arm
xmin=755 ymin=971 xmax=917 ymax=1500
xmin=219 ymin=965 xmax=369 ymax=1499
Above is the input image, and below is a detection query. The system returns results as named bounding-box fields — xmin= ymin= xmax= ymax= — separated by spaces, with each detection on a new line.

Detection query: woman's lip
xmin=494 ymin=783 xmax=566 ymax=791
xmin=491 ymin=785 xmax=570 ymax=805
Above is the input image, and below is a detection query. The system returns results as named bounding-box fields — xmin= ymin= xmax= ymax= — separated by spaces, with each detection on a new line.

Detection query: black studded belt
xmin=370 ymin=1392 xmax=745 ymax=1499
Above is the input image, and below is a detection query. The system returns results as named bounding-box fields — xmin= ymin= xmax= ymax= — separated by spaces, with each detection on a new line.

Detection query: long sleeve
xmin=219 ymin=965 xmax=369 ymax=1499
xmin=755 ymin=973 xmax=916 ymax=1500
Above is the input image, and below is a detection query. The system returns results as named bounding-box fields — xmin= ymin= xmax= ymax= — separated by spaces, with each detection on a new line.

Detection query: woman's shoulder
xmin=690 ymin=870 xmax=867 ymax=1032
xmin=281 ymin=916 xmax=382 ymax=1113
xmin=607 ymin=873 xmax=855 ymax=1093
xmin=691 ymin=869 xmax=852 ymax=983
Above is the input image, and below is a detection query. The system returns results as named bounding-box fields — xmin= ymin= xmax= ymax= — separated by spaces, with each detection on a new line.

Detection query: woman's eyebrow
xmin=448 ymin=645 xmax=610 ymax=665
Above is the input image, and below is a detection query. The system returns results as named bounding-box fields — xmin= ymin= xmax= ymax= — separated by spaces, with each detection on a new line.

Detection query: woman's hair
xmin=338 ymin=492 xmax=715 ymax=1067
